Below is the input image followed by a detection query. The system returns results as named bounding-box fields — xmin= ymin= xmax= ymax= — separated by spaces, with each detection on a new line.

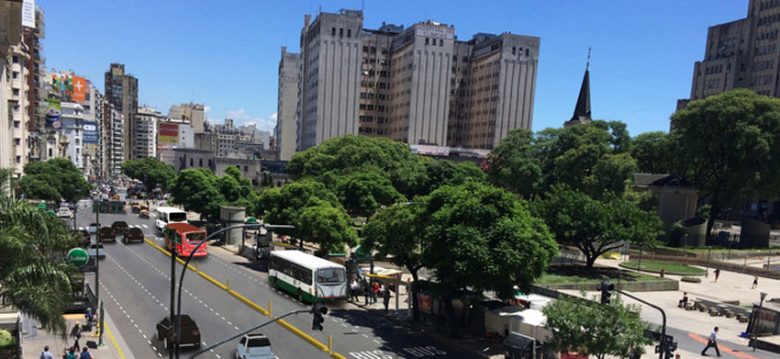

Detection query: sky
xmin=38 ymin=0 xmax=747 ymax=136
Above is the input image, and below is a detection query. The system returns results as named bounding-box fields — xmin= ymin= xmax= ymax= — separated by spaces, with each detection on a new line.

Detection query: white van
xmin=154 ymin=206 xmax=187 ymax=232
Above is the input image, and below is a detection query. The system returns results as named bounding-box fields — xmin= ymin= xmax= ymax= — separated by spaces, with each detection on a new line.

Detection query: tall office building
xmin=104 ymin=63 xmax=138 ymax=160
xmin=281 ymin=9 xmax=540 ymax=153
xmin=689 ymin=0 xmax=780 ymax=100
xmin=276 ymin=47 xmax=300 ymax=161
xmin=134 ymin=106 xmax=162 ymax=159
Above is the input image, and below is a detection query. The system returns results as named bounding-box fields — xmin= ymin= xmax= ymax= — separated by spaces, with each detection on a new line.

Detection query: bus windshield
xmin=168 ymin=212 xmax=187 ymax=222
xmin=186 ymin=232 xmax=205 ymax=243
xmin=316 ymin=268 xmax=345 ymax=285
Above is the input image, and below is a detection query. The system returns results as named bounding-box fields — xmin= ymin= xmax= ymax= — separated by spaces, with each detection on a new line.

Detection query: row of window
xmin=270 ymin=257 xmax=313 ymax=285
xmin=331 ymin=27 xmax=354 ymax=38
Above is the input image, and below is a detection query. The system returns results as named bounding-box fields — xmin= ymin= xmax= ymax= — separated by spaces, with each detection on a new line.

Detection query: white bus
xmin=269 ymin=250 xmax=347 ymax=303
xmin=154 ymin=206 xmax=188 ymax=233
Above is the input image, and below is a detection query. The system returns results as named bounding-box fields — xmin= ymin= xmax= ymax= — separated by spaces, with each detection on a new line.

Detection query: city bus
xmin=164 ymin=223 xmax=208 ymax=258
xmin=154 ymin=206 xmax=187 ymax=233
xmin=268 ymin=250 xmax=347 ymax=303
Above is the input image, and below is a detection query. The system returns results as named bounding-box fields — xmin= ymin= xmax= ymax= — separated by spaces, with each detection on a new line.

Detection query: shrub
xmin=681 ymin=276 xmax=701 ymax=283
xmin=0 ymin=329 xmax=13 ymax=348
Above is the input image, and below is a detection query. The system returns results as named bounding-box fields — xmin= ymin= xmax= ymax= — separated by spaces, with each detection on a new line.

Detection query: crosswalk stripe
xmin=141 ymin=224 xmax=148 ymax=229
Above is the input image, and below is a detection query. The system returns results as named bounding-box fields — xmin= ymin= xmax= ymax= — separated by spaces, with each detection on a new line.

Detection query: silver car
xmin=235 ymin=334 xmax=273 ymax=359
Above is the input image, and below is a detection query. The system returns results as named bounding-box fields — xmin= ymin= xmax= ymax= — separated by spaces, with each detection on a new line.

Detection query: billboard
xmin=71 ymin=76 xmax=87 ymax=102
xmin=22 ymin=0 xmax=35 ymax=29
xmin=83 ymin=120 xmax=99 ymax=144
xmin=158 ymin=123 xmax=179 ymax=144
xmin=51 ymin=73 xmax=88 ymax=102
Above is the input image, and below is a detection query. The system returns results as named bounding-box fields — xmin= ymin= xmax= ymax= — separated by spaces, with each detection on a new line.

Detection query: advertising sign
xmin=158 ymin=123 xmax=179 ymax=144
xmin=71 ymin=76 xmax=87 ymax=102
xmin=51 ymin=72 xmax=88 ymax=102
xmin=22 ymin=0 xmax=36 ymax=29
xmin=83 ymin=120 xmax=99 ymax=144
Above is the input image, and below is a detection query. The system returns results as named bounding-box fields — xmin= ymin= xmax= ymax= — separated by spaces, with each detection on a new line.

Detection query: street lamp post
xmin=93 ymin=198 xmax=103 ymax=347
xmin=617 ymin=290 xmax=668 ymax=359
xmin=752 ymin=291 xmax=768 ymax=351
xmin=172 ymin=223 xmax=294 ymax=359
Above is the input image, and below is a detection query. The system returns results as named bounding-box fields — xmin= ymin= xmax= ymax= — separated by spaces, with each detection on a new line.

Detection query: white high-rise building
xmin=134 ymin=106 xmax=162 ymax=159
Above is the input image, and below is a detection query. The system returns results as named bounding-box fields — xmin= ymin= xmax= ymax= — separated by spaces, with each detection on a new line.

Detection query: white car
xmin=235 ymin=334 xmax=273 ymax=359
xmin=56 ymin=207 xmax=72 ymax=219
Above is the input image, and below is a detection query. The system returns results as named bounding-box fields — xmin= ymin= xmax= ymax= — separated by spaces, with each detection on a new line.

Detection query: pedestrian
xmin=350 ymin=278 xmax=360 ymax=302
xmin=65 ymin=347 xmax=77 ymax=359
xmin=660 ymin=268 xmax=665 ymax=278
xmin=714 ymin=268 xmax=721 ymax=283
xmin=70 ymin=323 xmax=81 ymax=352
xmin=79 ymin=347 xmax=93 ymax=359
xmin=363 ymin=280 xmax=371 ymax=305
xmin=383 ymin=287 xmax=391 ymax=312
xmin=678 ymin=292 xmax=689 ymax=308
xmin=40 ymin=345 xmax=54 ymax=359
xmin=371 ymin=281 xmax=380 ymax=304
xmin=674 ymin=354 xmax=681 ymax=359
xmin=752 ymin=275 xmax=759 ymax=289
xmin=701 ymin=326 xmax=721 ymax=357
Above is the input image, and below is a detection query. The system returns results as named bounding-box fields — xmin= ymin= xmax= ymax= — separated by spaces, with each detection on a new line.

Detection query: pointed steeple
xmin=564 ymin=48 xmax=592 ymax=127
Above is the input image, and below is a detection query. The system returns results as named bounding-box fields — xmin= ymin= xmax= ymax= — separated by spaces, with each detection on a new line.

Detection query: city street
xmin=76 ymin=203 xmax=461 ymax=359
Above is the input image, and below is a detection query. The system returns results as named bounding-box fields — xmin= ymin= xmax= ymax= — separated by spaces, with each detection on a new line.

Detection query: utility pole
xmin=168 ymin=226 xmax=176 ymax=359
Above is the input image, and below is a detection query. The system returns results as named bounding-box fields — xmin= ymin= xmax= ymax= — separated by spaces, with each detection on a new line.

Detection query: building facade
xmin=134 ymin=106 xmax=161 ymax=159
xmin=168 ymin=102 xmax=205 ymax=134
xmin=276 ymin=46 xmax=300 ymax=161
xmin=689 ymin=0 xmax=780 ymax=100
xmin=280 ymin=9 xmax=540 ymax=153
xmin=105 ymin=63 xmax=138 ymax=160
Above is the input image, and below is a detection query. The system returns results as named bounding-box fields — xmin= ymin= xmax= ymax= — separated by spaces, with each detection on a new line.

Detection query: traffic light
xmin=600 ymin=280 xmax=615 ymax=304
xmin=311 ymin=302 xmax=328 ymax=331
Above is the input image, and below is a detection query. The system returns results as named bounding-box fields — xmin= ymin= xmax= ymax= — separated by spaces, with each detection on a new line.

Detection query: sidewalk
xmin=23 ymin=310 xmax=134 ymax=359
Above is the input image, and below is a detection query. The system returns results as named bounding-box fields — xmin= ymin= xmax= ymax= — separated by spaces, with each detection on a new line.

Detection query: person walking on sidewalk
xmin=363 ymin=279 xmax=371 ymax=305
xmin=350 ymin=278 xmax=361 ymax=302
xmin=65 ymin=347 xmax=78 ymax=359
xmin=714 ymin=268 xmax=721 ymax=283
xmin=383 ymin=286 xmax=392 ymax=312
xmin=79 ymin=347 xmax=93 ymax=359
xmin=701 ymin=326 xmax=721 ymax=357
xmin=371 ymin=280 xmax=380 ymax=304
xmin=70 ymin=323 xmax=81 ymax=352
xmin=753 ymin=275 xmax=759 ymax=289
xmin=40 ymin=345 xmax=54 ymax=359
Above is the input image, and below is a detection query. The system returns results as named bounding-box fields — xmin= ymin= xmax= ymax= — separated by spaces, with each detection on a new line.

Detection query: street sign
xmin=67 ymin=248 xmax=90 ymax=267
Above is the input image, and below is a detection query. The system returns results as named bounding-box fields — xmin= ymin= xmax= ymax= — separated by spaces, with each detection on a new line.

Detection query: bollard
xmin=226 ymin=278 xmax=230 ymax=291
xmin=328 ymin=335 xmax=333 ymax=353
xmin=268 ymin=300 xmax=273 ymax=318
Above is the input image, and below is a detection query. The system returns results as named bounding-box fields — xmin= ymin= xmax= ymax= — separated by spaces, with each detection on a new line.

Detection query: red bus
xmin=164 ymin=223 xmax=208 ymax=257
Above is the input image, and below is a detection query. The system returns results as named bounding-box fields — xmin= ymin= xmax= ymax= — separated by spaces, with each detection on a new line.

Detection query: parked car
xmin=123 ymin=227 xmax=145 ymax=244
xmin=99 ymin=227 xmax=116 ymax=243
xmin=111 ymin=221 xmax=129 ymax=236
xmin=87 ymin=243 xmax=105 ymax=259
xmin=235 ymin=334 xmax=273 ymax=359
xmin=156 ymin=315 xmax=200 ymax=350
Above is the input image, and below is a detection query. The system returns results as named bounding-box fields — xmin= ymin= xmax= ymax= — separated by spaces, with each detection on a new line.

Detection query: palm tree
xmin=0 ymin=196 xmax=79 ymax=334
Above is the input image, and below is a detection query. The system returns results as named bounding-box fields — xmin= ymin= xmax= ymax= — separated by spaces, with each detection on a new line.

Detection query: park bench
xmin=695 ymin=298 xmax=752 ymax=321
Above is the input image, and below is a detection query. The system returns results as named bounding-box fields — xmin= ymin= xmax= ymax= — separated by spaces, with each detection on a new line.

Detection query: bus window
xmin=317 ymin=268 xmax=345 ymax=285
xmin=187 ymin=232 xmax=205 ymax=243
xmin=169 ymin=212 xmax=187 ymax=222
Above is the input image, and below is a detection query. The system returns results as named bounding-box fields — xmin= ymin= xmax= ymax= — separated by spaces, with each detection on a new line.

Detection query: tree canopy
xmin=630 ymin=131 xmax=671 ymax=174
xmin=20 ymin=158 xmax=91 ymax=203
xmin=544 ymin=296 xmax=651 ymax=359
xmin=122 ymin=158 xmax=176 ymax=191
xmin=296 ymin=199 xmax=359 ymax=253
xmin=671 ymin=89 xmax=780 ymax=240
xmin=422 ymin=182 xmax=557 ymax=299
xmin=332 ymin=168 xmax=405 ymax=217
xmin=0 ymin=197 xmax=79 ymax=333
xmin=534 ymin=185 xmax=662 ymax=270
xmin=170 ymin=168 xmax=223 ymax=220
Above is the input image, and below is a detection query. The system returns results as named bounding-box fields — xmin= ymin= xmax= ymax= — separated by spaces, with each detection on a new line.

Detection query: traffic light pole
xmin=617 ymin=290 xmax=667 ymax=359
xmin=188 ymin=309 xmax=310 ymax=358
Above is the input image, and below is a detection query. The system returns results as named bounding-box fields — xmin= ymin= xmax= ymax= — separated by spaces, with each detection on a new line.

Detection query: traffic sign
xmin=67 ymin=248 xmax=90 ymax=267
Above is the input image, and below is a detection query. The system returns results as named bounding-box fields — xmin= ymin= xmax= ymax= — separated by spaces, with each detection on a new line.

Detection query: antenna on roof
xmin=361 ymin=0 xmax=365 ymax=11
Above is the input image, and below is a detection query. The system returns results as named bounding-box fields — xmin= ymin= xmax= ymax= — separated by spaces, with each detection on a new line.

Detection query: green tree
xmin=121 ymin=158 xmax=176 ymax=191
xmin=334 ymin=169 xmax=405 ymax=217
xmin=535 ymin=186 xmax=662 ymax=270
xmin=170 ymin=169 xmax=223 ymax=220
xmin=296 ymin=199 xmax=358 ymax=253
xmin=20 ymin=158 xmax=91 ymax=203
xmin=486 ymin=129 xmax=544 ymax=198
xmin=0 ymin=197 xmax=79 ymax=333
xmin=423 ymin=182 xmax=558 ymax=299
xmin=363 ymin=204 xmax=425 ymax=321
xmin=544 ymin=296 xmax=651 ymax=359
xmin=631 ymin=131 xmax=671 ymax=174
xmin=670 ymin=89 xmax=780 ymax=242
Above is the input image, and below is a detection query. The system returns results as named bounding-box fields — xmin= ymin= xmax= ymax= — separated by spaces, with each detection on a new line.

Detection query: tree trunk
xmin=706 ymin=194 xmax=722 ymax=245
xmin=585 ymin=253 xmax=598 ymax=271
xmin=410 ymin=270 xmax=420 ymax=322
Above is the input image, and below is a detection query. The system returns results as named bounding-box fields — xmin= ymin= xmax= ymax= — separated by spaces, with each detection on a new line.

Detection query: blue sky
xmin=39 ymin=0 xmax=746 ymax=135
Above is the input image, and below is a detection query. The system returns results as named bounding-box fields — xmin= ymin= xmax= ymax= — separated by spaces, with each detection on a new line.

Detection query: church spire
xmin=564 ymin=48 xmax=592 ymax=127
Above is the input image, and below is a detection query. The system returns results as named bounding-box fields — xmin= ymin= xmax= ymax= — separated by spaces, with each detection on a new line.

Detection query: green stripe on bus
xmin=271 ymin=276 xmax=316 ymax=303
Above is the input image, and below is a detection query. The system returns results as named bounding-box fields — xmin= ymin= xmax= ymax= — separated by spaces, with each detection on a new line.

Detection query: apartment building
xmin=134 ymin=106 xmax=162 ymax=159
xmin=105 ymin=63 xmax=138 ymax=160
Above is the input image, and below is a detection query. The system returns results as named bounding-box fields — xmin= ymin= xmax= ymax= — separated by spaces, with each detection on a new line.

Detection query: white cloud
xmin=204 ymin=106 xmax=211 ymax=113
xmin=225 ymin=108 xmax=277 ymax=131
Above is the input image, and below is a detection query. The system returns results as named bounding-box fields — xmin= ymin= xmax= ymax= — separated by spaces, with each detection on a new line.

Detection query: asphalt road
xmin=75 ymin=204 xmax=461 ymax=359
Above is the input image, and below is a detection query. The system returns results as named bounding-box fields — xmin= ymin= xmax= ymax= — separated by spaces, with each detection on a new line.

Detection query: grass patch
xmin=536 ymin=266 xmax=661 ymax=285
xmin=620 ymin=260 xmax=705 ymax=275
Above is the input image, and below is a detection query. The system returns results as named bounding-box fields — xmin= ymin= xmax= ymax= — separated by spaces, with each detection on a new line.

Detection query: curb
xmin=143 ymin=238 xmax=347 ymax=359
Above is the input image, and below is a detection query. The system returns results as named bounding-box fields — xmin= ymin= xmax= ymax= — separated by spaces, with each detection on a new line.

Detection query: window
xmin=12 ymin=55 xmax=18 ymax=63
xmin=439 ymin=38 xmax=444 ymax=46
xmin=12 ymin=71 xmax=18 ymax=79
xmin=12 ymin=89 xmax=19 ymax=96
xmin=339 ymin=28 xmax=343 ymax=37
xmin=347 ymin=29 xmax=352 ymax=37
xmin=13 ymin=121 xmax=20 ymax=128
xmin=331 ymin=27 xmax=336 ymax=36
xmin=199 ymin=159 xmax=203 ymax=167
xmin=15 ymin=156 xmax=21 ymax=164
xmin=244 ymin=165 xmax=248 ymax=171
xmin=317 ymin=268 xmax=346 ymax=285
xmin=425 ymin=38 xmax=429 ymax=46
xmin=190 ymin=158 xmax=193 ymax=167
xmin=14 ymin=138 xmax=20 ymax=145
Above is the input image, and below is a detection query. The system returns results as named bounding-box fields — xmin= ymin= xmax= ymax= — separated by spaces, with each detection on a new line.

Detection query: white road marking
xmin=142 ymin=224 xmax=148 ymax=228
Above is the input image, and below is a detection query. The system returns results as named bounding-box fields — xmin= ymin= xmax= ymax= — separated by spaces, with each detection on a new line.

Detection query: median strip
xmin=144 ymin=238 xmax=346 ymax=358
